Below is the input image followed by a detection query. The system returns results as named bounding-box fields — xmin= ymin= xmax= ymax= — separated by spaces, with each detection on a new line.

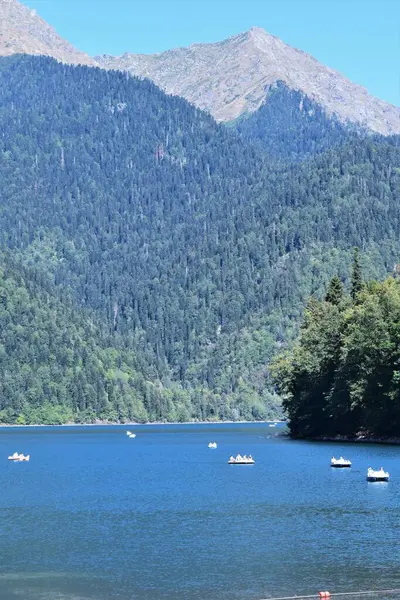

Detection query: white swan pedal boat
xmin=8 ymin=452 xmax=30 ymax=462
xmin=367 ymin=467 xmax=389 ymax=482
xmin=330 ymin=456 xmax=352 ymax=468
xmin=228 ymin=454 xmax=255 ymax=465
xmin=208 ymin=442 xmax=217 ymax=449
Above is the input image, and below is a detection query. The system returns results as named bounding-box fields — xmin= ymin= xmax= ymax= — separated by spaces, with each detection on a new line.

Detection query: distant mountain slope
xmin=0 ymin=0 xmax=94 ymax=65
xmin=96 ymin=27 xmax=400 ymax=135
xmin=234 ymin=82 xmax=355 ymax=161
xmin=1 ymin=55 xmax=400 ymax=422
xmin=0 ymin=254 xmax=171 ymax=424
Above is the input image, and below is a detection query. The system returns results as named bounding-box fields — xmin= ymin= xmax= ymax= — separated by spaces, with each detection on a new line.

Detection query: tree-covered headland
xmin=274 ymin=250 xmax=400 ymax=439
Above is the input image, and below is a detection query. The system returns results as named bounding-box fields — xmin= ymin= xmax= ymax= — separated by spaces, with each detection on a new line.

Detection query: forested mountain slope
xmin=1 ymin=55 xmax=400 ymax=422
xmin=233 ymin=82 xmax=355 ymax=161
xmin=0 ymin=254 xmax=186 ymax=424
xmin=0 ymin=251 xmax=279 ymax=423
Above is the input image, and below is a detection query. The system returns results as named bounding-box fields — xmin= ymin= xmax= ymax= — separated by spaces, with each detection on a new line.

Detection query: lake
xmin=0 ymin=423 xmax=399 ymax=600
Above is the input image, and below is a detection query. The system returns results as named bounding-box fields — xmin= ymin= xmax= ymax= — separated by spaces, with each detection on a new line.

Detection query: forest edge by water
xmin=0 ymin=420 xmax=285 ymax=427
xmin=274 ymin=249 xmax=400 ymax=442
xmin=3 ymin=249 xmax=400 ymax=438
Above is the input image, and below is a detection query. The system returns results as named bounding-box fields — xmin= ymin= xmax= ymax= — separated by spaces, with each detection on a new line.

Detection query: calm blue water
xmin=0 ymin=423 xmax=399 ymax=600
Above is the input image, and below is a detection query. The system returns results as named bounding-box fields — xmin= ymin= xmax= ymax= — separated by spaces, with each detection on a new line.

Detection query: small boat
xmin=228 ymin=454 xmax=255 ymax=465
xmin=208 ymin=442 xmax=217 ymax=449
xmin=269 ymin=423 xmax=277 ymax=428
xmin=126 ymin=431 xmax=132 ymax=436
xmin=128 ymin=433 xmax=136 ymax=438
xmin=8 ymin=452 xmax=30 ymax=462
xmin=367 ymin=467 xmax=389 ymax=482
xmin=330 ymin=456 xmax=352 ymax=468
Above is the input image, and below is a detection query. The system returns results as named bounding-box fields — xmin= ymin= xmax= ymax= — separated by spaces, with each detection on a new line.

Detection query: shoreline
xmin=303 ymin=434 xmax=400 ymax=446
xmin=0 ymin=420 xmax=286 ymax=428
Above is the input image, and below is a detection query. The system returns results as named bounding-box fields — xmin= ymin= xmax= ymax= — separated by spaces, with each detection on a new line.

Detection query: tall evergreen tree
xmin=325 ymin=275 xmax=344 ymax=305
xmin=351 ymin=247 xmax=363 ymax=301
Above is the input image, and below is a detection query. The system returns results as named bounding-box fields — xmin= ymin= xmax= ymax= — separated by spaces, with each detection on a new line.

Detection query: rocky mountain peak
xmin=0 ymin=0 xmax=95 ymax=66
xmin=95 ymin=27 xmax=400 ymax=135
xmin=245 ymin=26 xmax=275 ymax=43
xmin=1 ymin=2 xmax=399 ymax=136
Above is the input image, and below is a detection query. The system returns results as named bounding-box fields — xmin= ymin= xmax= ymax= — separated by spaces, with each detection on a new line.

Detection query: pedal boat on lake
xmin=330 ymin=456 xmax=352 ymax=468
xmin=367 ymin=467 xmax=389 ymax=482
xmin=8 ymin=452 xmax=30 ymax=462
xmin=228 ymin=454 xmax=255 ymax=465
xmin=208 ymin=442 xmax=217 ymax=449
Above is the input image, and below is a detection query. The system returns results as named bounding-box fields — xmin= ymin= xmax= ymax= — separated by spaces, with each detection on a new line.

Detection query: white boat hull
xmin=367 ymin=468 xmax=389 ymax=482
xmin=331 ymin=457 xmax=351 ymax=468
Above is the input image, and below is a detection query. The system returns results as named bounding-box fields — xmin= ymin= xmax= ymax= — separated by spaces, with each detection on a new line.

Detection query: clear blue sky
xmin=24 ymin=0 xmax=400 ymax=106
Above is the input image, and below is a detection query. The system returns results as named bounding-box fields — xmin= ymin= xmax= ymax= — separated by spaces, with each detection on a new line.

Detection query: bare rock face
xmin=96 ymin=27 xmax=400 ymax=135
xmin=0 ymin=0 xmax=95 ymax=66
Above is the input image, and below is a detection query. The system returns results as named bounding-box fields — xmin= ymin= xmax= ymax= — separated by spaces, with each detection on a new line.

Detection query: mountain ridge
xmin=0 ymin=0 xmax=95 ymax=66
xmin=96 ymin=26 xmax=400 ymax=135
xmin=1 ymin=1 xmax=399 ymax=135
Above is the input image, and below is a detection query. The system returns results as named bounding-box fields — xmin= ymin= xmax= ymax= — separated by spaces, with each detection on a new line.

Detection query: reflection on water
xmin=0 ymin=423 xmax=399 ymax=600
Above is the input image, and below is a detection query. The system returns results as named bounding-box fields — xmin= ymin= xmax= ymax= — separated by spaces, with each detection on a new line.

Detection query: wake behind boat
xmin=367 ymin=467 xmax=389 ymax=482
xmin=331 ymin=456 xmax=352 ymax=468
xmin=228 ymin=454 xmax=255 ymax=465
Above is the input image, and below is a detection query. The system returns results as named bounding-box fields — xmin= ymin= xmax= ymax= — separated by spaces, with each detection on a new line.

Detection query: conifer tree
xmin=325 ymin=275 xmax=344 ymax=305
xmin=351 ymin=247 xmax=363 ymax=301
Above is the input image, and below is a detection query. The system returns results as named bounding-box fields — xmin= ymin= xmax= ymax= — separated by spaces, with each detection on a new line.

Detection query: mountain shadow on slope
xmin=233 ymin=81 xmax=361 ymax=161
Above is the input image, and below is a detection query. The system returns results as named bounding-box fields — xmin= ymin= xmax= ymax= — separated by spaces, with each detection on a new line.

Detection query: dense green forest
xmin=0 ymin=55 xmax=400 ymax=423
xmin=0 ymin=254 xmax=181 ymax=424
xmin=274 ymin=253 xmax=400 ymax=438
xmin=1 ymin=254 xmax=278 ymax=423
xmin=233 ymin=82 xmax=355 ymax=160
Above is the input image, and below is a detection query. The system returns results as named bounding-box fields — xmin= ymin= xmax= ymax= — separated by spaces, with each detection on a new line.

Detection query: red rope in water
xmin=259 ymin=589 xmax=400 ymax=600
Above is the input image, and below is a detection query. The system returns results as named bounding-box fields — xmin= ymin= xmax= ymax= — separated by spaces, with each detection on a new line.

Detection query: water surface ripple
xmin=0 ymin=423 xmax=399 ymax=600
